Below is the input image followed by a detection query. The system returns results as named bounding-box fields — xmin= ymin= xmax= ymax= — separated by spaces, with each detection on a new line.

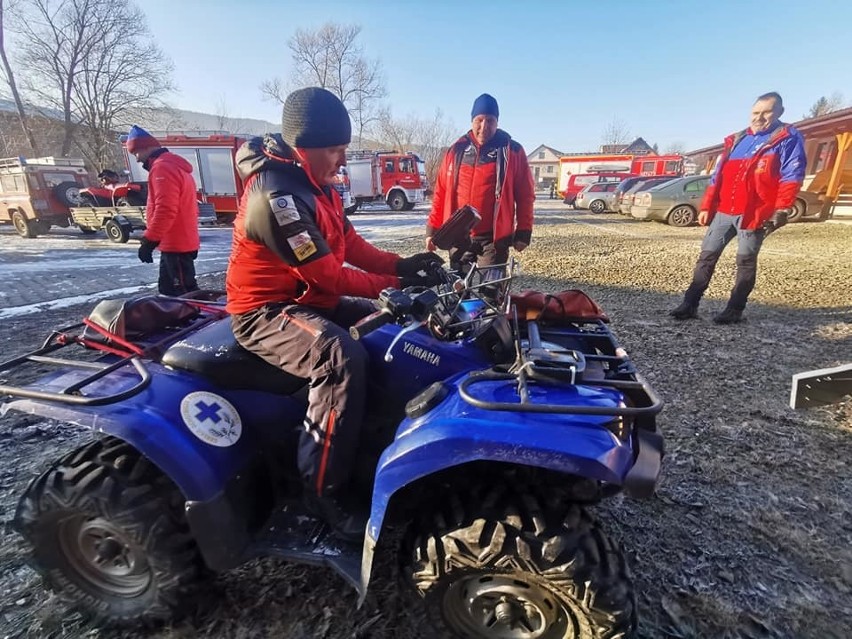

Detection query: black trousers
xmin=231 ymin=297 xmax=376 ymax=498
xmin=159 ymin=251 xmax=199 ymax=296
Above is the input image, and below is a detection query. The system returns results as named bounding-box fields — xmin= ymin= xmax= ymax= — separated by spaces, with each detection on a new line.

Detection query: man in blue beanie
xmin=126 ymin=125 xmax=200 ymax=296
xmin=426 ymin=93 xmax=535 ymax=269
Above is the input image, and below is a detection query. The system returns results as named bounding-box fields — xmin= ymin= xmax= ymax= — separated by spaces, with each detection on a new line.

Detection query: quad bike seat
xmin=161 ymin=317 xmax=307 ymax=396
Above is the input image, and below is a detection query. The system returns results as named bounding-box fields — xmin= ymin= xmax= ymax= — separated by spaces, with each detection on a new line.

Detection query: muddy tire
xmin=403 ymin=486 xmax=635 ymax=638
xmin=13 ymin=437 xmax=205 ymax=626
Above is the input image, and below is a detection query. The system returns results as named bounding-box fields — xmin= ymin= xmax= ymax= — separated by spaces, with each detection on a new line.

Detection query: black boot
xmin=669 ymin=301 xmax=698 ymax=320
xmin=303 ymin=493 xmax=367 ymax=542
xmin=712 ymin=307 xmax=745 ymax=325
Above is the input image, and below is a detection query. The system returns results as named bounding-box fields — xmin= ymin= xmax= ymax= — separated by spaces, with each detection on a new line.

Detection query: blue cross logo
xmin=195 ymin=400 xmax=222 ymax=424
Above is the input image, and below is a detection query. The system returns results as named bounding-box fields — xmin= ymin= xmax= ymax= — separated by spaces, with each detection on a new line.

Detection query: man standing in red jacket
xmin=127 ymin=126 xmax=200 ymax=296
xmin=426 ymin=94 xmax=535 ymax=269
xmin=669 ymin=92 xmax=806 ymax=324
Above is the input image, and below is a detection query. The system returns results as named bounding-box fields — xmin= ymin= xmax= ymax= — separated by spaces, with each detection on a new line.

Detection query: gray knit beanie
xmin=281 ymin=87 xmax=352 ymax=148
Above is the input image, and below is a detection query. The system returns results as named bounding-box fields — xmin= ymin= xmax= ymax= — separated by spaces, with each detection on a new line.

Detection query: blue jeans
xmin=683 ymin=213 xmax=765 ymax=311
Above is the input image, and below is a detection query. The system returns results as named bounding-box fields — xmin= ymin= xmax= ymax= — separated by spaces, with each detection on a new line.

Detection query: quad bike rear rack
xmin=0 ymin=306 xmax=224 ymax=407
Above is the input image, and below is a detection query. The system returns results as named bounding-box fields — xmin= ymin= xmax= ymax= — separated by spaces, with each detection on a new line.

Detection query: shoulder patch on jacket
xmin=286 ymin=230 xmax=318 ymax=261
xmin=269 ymin=195 xmax=300 ymax=225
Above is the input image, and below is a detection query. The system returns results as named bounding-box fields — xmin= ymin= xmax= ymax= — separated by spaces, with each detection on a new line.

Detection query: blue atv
xmin=0 ymin=261 xmax=663 ymax=638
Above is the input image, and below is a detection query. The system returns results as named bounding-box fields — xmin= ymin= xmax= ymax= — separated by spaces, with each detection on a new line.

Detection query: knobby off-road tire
xmin=14 ymin=437 xmax=205 ymax=626
xmin=403 ymin=486 xmax=636 ymax=639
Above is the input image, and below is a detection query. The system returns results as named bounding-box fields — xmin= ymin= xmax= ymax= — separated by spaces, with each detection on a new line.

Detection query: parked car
xmin=562 ymin=172 xmax=632 ymax=206
xmin=788 ymin=189 xmax=831 ymax=222
xmin=0 ymin=155 xmax=90 ymax=238
xmin=630 ymin=176 xmax=711 ymax=226
xmin=614 ymin=176 xmax=677 ymax=215
xmin=575 ymin=182 xmax=620 ymax=213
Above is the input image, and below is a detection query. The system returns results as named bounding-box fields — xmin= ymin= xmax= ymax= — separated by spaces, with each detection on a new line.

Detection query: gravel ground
xmin=1 ymin=202 xmax=850 ymax=639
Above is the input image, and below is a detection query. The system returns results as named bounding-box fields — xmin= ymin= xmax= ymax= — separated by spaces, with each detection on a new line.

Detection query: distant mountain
xmin=131 ymin=106 xmax=280 ymax=137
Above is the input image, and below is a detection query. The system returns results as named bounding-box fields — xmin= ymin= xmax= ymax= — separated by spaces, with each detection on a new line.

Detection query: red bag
xmin=510 ymin=289 xmax=609 ymax=323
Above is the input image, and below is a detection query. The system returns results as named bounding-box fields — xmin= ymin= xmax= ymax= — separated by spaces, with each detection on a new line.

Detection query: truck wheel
xmin=403 ymin=488 xmax=635 ymax=639
xmin=104 ymin=219 xmax=130 ymax=243
xmin=53 ymin=181 xmax=82 ymax=207
xmin=13 ymin=437 xmax=205 ymax=625
xmin=667 ymin=205 xmax=696 ymax=227
xmin=787 ymin=198 xmax=806 ymax=223
xmin=387 ymin=191 xmax=407 ymax=211
xmin=11 ymin=210 xmax=38 ymax=238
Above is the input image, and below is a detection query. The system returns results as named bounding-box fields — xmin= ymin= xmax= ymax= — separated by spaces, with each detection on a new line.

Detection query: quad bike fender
xmin=1 ymin=396 xmax=255 ymax=502
xmin=358 ymin=382 xmax=661 ymax=601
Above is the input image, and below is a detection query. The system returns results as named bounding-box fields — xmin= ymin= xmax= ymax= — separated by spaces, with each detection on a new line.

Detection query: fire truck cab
xmin=345 ymin=150 xmax=428 ymax=211
xmin=121 ymin=131 xmax=246 ymax=225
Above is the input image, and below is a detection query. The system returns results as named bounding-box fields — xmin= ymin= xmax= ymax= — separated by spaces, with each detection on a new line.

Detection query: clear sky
xmin=138 ymin=0 xmax=851 ymax=153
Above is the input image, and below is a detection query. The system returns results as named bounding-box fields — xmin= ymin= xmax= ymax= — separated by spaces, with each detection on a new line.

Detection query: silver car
xmin=575 ymin=182 xmax=619 ymax=213
xmin=630 ymin=176 xmax=711 ymax=226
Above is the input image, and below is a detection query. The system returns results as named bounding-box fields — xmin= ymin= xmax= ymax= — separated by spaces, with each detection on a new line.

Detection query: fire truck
xmin=345 ymin=150 xmax=428 ymax=211
xmin=121 ymin=131 xmax=247 ymax=224
xmin=557 ymin=154 xmax=684 ymax=195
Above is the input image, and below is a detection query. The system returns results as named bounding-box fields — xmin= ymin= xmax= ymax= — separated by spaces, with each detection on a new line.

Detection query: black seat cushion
xmin=161 ymin=318 xmax=307 ymax=396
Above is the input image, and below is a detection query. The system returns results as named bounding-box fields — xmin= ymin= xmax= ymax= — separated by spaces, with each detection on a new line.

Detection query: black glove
xmin=762 ymin=209 xmax=789 ymax=235
xmin=400 ymin=272 xmax=443 ymax=289
xmin=137 ymin=237 xmax=159 ymax=263
xmin=396 ymin=252 xmax=445 ymax=277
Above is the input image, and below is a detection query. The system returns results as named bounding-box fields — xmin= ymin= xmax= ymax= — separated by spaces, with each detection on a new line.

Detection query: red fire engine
xmin=345 ymin=150 xmax=428 ymax=211
xmin=121 ymin=131 xmax=247 ymax=224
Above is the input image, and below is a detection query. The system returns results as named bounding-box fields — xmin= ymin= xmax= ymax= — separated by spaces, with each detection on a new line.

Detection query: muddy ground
xmin=1 ymin=207 xmax=850 ymax=638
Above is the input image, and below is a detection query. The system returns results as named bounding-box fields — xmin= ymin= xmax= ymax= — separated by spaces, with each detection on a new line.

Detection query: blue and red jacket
xmin=701 ymin=123 xmax=806 ymax=230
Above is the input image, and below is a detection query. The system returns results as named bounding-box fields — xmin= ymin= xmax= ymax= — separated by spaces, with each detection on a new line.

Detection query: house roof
xmin=685 ymin=107 xmax=852 ymax=157
xmin=528 ymin=144 xmax=564 ymax=159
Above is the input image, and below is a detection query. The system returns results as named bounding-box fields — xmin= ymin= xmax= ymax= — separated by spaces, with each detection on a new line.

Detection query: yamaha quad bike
xmin=0 ymin=261 xmax=664 ymax=638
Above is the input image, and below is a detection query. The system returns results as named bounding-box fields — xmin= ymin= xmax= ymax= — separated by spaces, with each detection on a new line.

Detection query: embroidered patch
xmin=270 ymin=195 xmax=300 ymax=225
xmin=287 ymin=231 xmax=318 ymax=261
xmin=756 ymin=158 xmax=769 ymax=173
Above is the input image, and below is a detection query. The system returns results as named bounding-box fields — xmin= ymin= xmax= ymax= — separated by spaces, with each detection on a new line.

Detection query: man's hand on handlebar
xmin=397 ymin=252 xmax=445 ymax=277
xmin=400 ymin=271 xmax=444 ymax=289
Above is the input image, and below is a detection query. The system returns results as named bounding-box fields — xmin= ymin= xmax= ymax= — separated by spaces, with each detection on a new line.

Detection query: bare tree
xmin=804 ymin=92 xmax=845 ymax=119
xmin=11 ymin=0 xmax=172 ymax=158
xmin=375 ymin=107 xmax=458 ymax=186
xmin=0 ymin=0 xmax=40 ymax=154
xmin=601 ymin=116 xmax=631 ymax=146
xmin=261 ymin=22 xmax=386 ymax=147
xmin=664 ymin=141 xmax=686 ymax=155
xmin=71 ymin=4 xmax=173 ymax=170
xmin=214 ymin=94 xmax=235 ymax=132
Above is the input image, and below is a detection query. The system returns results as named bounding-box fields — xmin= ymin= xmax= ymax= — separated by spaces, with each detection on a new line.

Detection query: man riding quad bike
xmin=1 ymin=258 xmax=663 ymax=638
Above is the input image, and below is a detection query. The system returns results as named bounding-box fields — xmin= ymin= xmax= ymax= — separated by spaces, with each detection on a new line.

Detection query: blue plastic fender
xmin=358 ymin=376 xmax=634 ymax=597
xmin=1 ymin=364 xmax=304 ymax=501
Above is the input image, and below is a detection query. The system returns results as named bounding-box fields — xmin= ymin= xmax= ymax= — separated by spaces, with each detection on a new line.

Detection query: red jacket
xmin=142 ymin=149 xmax=200 ymax=252
xmin=700 ymin=124 xmax=806 ymax=230
xmin=226 ymin=135 xmax=401 ymax=315
xmin=427 ymin=130 xmax=535 ymax=248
